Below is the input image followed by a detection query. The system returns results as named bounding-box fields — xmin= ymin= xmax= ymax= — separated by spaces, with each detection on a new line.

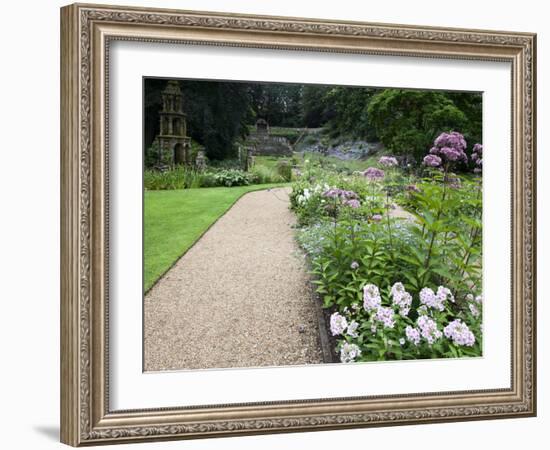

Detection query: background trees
xmin=366 ymin=90 xmax=470 ymax=162
xmin=145 ymin=79 xmax=482 ymax=164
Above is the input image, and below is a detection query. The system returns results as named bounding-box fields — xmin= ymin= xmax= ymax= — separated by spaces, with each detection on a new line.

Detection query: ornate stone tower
xmin=157 ymin=80 xmax=191 ymax=166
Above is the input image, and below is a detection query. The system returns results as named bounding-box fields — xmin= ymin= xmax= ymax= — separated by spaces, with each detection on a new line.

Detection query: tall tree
xmin=301 ymin=85 xmax=336 ymax=128
xmin=367 ymin=89 xmax=468 ymax=161
xmin=324 ymin=86 xmax=378 ymax=140
xmin=247 ymin=83 xmax=303 ymax=126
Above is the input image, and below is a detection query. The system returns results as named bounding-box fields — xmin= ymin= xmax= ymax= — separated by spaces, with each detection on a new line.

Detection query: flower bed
xmin=291 ymin=133 xmax=484 ymax=363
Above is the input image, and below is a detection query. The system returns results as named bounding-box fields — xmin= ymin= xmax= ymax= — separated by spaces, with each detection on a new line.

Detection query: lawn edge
xmin=144 ymin=183 xmax=291 ymax=294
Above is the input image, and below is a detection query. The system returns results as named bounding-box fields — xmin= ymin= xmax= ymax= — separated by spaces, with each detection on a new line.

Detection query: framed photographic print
xmin=60 ymin=3 xmax=537 ymax=446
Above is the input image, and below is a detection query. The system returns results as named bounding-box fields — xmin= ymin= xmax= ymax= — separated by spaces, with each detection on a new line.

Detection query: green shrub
xmin=144 ymin=167 xmax=204 ymax=190
xmin=276 ymin=160 xmax=292 ymax=181
xmin=145 ymin=141 xmax=160 ymax=168
xmin=250 ymin=165 xmax=284 ymax=184
xmin=211 ymin=169 xmax=251 ymax=187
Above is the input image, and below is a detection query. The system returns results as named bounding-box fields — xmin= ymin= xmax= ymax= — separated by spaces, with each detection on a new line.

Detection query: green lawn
xmin=144 ymin=183 xmax=289 ymax=292
xmin=254 ymin=155 xmax=285 ymax=169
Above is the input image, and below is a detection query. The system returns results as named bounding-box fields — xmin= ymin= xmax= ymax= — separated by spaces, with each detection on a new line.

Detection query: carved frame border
xmin=60 ymin=3 xmax=536 ymax=446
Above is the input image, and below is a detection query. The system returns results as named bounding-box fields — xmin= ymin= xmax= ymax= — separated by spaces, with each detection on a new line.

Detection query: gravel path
xmin=389 ymin=204 xmax=416 ymax=221
xmin=144 ymin=187 xmax=323 ymax=371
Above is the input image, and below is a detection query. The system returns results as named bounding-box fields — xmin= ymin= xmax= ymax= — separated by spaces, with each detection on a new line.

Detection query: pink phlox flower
xmin=444 ymin=319 xmax=475 ymax=346
xmin=330 ymin=312 xmax=348 ymax=336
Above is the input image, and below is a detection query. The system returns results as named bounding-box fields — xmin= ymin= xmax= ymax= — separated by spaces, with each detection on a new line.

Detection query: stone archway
xmin=174 ymin=143 xmax=185 ymax=165
xmin=173 ymin=117 xmax=182 ymax=135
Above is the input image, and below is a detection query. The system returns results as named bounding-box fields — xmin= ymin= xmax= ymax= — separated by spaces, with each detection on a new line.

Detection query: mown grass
xmin=144 ymin=183 xmax=290 ymax=292
xmin=254 ymin=155 xmax=281 ymax=169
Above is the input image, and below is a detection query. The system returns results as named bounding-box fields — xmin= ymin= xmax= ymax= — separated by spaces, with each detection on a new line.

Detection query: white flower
xmin=340 ymin=342 xmax=361 ymax=363
xmin=390 ymin=282 xmax=406 ymax=298
xmin=375 ymin=306 xmax=395 ymax=329
xmin=390 ymin=282 xmax=412 ymax=316
xmin=330 ymin=312 xmax=348 ymax=336
xmin=363 ymin=284 xmax=382 ymax=312
xmin=405 ymin=326 xmax=421 ymax=346
xmin=419 ymin=286 xmax=453 ymax=311
xmin=346 ymin=320 xmax=359 ymax=338
xmin=437 ymin=286 xmax=455 ymax=303
xmin=417 ymin=315 xmax=442 ymax=345
xmin=444 ymin=319 xmax=475 ymax=346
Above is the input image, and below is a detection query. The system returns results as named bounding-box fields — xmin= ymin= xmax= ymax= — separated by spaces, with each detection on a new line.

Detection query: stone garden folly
xmin=157 ymin=80 xmax=191 ymax=166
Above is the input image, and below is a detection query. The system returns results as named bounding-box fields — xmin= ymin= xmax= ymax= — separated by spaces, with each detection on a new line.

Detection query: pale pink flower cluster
xmin=343 ymin=198 xmax=361 ymax=209
xmin=444 ymin=319 xmax=475 ymax=346
xmin=466 ymin=292 xmax=482 ymax=318
xmin=437 ymin=286 xmax=455 ymax=303
xmin=330 ymin=312 xmax=348 ymax=336
xmin=363 ymin=167 xmax=385 ymax=182
xmin=363 ymin=284 xmax=382 ymax=312
xmin=340 ymin=342 xmax=362 ymax=363
xmin=405 ymin=325 xmax=421 ymax=346
xmin=419 ymin=286 xmax=454 ymax=312
xmin=363 ymin=283 xmax=396 ymax=329
xmin=417 ymin=315 xmax=443 ymax=345
xmin=390 ymin=282 xmax=412 ymax=316
xmin=347 ymin=320 xmax=359 ymax=338
xmin=330 ymin=312 xmax=360 ymax=338
xmin=375 ymin=306 xmax=395 ymax=329
xmin=471 ymin=143 xmax=483 ymax=169
xmin=378 ymin=156 xmax=398 ymax=167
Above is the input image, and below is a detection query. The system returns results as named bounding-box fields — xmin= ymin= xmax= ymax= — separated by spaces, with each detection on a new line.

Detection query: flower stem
xmin=424 ymin=169 xmax=448 ymax=271
xmin=385 ymin=191 xmax=395 ymax=264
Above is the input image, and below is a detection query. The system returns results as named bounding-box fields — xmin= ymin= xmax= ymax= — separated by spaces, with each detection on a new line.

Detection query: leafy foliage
xmin=290 ymin=138 xmax=483 ymax=362
xmin=211 ymin=169 xmax=252 ymax=187
xmin=276 ymin=160 xmax=292 ymax=182
xmin=367 ymin=89 xmax=474 ymax=162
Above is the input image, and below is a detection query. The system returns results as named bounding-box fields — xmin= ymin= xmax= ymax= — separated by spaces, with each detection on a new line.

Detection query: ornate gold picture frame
xmin=60 ymin=2 xmax=536 ymax=446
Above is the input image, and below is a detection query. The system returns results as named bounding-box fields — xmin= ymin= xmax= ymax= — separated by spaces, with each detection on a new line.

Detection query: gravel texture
xmin=389 ymin=204 xmax=416 ymax=221
xmin=144 ymin=187 xmax=323 ymax=371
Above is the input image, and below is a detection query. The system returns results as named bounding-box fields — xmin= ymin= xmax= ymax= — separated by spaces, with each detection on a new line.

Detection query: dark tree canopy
xmin=301 ymin=85 xmax=336 ymax=128
xmin=248 ymin=84 xmax=303 ymax=127
xmin=366 ymin=89 xmax=476 ymax=161
xmin=144 ymin=79 xmax=252 ymax=161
